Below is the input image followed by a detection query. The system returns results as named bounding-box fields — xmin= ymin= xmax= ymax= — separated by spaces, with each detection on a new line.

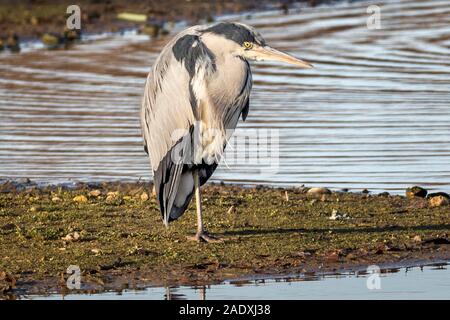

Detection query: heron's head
xmin=202 ymin=22 xmax=313 ymax=68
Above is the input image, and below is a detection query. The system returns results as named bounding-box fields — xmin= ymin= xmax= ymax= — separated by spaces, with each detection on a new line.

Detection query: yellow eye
xmin=243 ymin=41 xmax=253 ymax=49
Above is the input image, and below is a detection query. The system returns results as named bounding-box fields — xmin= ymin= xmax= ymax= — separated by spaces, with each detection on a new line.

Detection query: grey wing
xmin=140 ymin=30 xmax=197 ymax=223
xmin=140 ymin=26 xmax=218 ymax=223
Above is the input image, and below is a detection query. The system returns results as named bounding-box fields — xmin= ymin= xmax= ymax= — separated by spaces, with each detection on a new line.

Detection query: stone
xmin=62 ymin=231 xmax=80 ymax=242
xmin=426 ymin=192 xmax=450 ymax=200
xmin=307 ymin=187 xmax=331 ymax=196
xmin=140 ymin=192 xmax=149 ymax=201
xmin=89 ymin=189 xmax=101 ymax=197
xmin=428 ymin=195 xmax=449 ymax=208
xmin=41 ymin=33 xmax=62 ymax=49
xmin=406 ymin=186 xmax=427 ymax=199
xmin=329 ymin=209 xmax=349 ymax=220
xmin=73 ymin=195 xmax=88 ymax=203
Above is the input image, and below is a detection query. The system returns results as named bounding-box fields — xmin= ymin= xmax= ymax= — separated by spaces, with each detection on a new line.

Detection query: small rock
xmin=362 ymin=189 xmax=369 ymax=194
xmin=412 ymin=235 xmax=422 ymax=242
xmin=51 ymin=196 xmax=61 ymax=202
xmin=140 ymin=192 xmax=149 ymax=202
xmin=91 ymin=248 xmax=102 ymax=255
xmin=307 ymin=187 xmax=331 ymax=196
xmin=428 ymin=195 xmax=449 ymax=208
xmin=107 ymin=191 xmax=119 ymax=197
xmin=6 ymin=34 xmax=20 ymax=52
xmin=62 ymin=231 xmax=80 ymax=242
xmin=406 ymin=186 xmax=427 ymax=199
xmin=140 ymin=24 xmax=160 ymax=37
xmin=89 ymin=189 xmax=101 ymax=197
xmin=73 ymin=195 xmax=88 ymax=203
xmin=64 ymin=28 xmax=81 ymax=43
xmin=346 ymin=253 xmax=356 ymax=260
xmin=30 ymin=16 xmax=39 ymax=26
xmin=41 ymin=33 xmax=62 ymax=49
xmin=329 ymin=209 xmax=349 ymax=220
xmin=426 ymin=192 xmax=450 ymax=200
xmin=378 ymin=192 xmax=390 ymax=197
xmin=106 ymin=191 xmax=119 ymax=202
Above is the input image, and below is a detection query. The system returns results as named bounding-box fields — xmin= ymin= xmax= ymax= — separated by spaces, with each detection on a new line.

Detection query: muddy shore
xmin=0 ymin=181 xmax=449 ymax=297
xmin=0 ymin=0 xmax=324 ymax=46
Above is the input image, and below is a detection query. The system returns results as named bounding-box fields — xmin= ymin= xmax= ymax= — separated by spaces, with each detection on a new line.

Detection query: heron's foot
xmin=187 ymin=231 xmax=223 ymax=243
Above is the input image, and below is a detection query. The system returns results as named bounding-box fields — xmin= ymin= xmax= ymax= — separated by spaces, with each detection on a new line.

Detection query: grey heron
xmin=140 ymin=22 xmax=312 ymax=242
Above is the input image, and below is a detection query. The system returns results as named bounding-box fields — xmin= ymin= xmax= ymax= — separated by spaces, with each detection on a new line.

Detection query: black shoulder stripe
xmin=172 ymin=34 xmax=216 ymax=78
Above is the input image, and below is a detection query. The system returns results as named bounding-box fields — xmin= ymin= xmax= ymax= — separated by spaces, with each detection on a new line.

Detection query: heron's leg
xmin=187 ymin=170 xmax=223 ymax=243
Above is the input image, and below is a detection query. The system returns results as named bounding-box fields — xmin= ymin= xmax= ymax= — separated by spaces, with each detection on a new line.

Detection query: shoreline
xmin=0 ymin=0 xmax=325 ymax=51
xmin=1 ymin=181 xmax=449 ymax=297
xmin=16 ymin=258 xmax=450 ymax=298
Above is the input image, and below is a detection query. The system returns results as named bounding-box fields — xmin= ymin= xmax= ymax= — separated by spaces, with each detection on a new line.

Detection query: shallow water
xmin=31 ymin=262 xmax=450 ymax=300
xmin=1 ymin=0 xmax=450 ymax=193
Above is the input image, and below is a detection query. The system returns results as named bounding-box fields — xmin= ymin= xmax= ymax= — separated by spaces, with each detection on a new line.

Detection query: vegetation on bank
xmin=0 ymin=181 xmax=449 ymax=295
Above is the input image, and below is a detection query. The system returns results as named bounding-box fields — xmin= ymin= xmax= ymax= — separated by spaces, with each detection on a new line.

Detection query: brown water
xmin=1 ymin=0 xmax=450 ymax=193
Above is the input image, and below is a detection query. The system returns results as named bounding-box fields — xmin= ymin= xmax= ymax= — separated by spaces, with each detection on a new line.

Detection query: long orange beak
xmin=252 ymin=45 xmax=313 ymax=68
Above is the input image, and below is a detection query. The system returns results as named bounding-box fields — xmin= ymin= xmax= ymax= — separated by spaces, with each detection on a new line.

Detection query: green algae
xmin=0 ymin=182 xmax=449 ymax=294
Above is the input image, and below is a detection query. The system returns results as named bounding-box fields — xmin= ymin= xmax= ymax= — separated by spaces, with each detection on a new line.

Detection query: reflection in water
xmin=33 ymin=263 xmax=449 ymax=300
xmin=1 ymin=0 xmax=450 ymax=193
xmin=165 ymin=286 xmax=207 ymax=300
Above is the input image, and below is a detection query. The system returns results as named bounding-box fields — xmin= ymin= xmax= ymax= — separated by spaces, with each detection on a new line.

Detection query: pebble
xmin=89 ymin=189 xmax=101 ymax=197
xmin=426 ymin=192 xmax=450 ymax=200
xmin=106 ymin=191 xmax=119 ymax=202
xmin=41 ymin=33 xmax=62 ymax=49
xmin=406 ymin=186 xmax=427 ymax=199
xmin=6 ymin=34 xmax=20 ymax=52
xmin=307 ymin=187 xmax=331 ymax=196
xmin=51 ymin=196 xmax=61 ymax=202
xmin=73 ymin=195 xmax=88 ymax=203
xmin=140 ymin=192 xmax=149 ymax=202
xmin=428 ymin=195 xmax=449 ymax=208
xmin=61 ymin=231 xmax=80 ymax=242
xmin=329 ymin=209 xmax=349 ymax=220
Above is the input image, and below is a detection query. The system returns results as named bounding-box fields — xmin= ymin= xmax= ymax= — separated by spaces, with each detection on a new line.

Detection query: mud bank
xmin=0 ymin=181 xmax=449 ymax=297
xmin=0 ymin=0 xmax=324 ymax=45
